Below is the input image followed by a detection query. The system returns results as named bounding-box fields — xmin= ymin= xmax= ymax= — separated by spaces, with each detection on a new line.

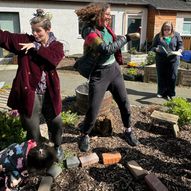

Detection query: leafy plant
xmin=146 ymin=51 xmax=156 ymax=65
xmin=3 ymin=84 xmax=12 ymax=89
xmin=123 ymin=68 xmax=144 ymax=82
xmin=0 ymin=111 xmax=26 ymax=150
xmin=61 ymin=110 xmax=78 ymax=126
xmin=129 ymin=47 xmax=138 ymax=54
xmin=164 ymin=97 xmax=191 ymax=126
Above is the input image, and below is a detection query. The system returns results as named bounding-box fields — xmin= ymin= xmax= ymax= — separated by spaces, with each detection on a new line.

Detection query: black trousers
xmin=81 ymin=61 xmax=131 ymax=135
xmin=20 ymin=92 xmax=63 ymax=147
xmin=156 ymin=58 xmax=179 ymax=97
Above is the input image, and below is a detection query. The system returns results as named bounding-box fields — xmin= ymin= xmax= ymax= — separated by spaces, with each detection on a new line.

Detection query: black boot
xmin=79 ymin=135 xmax=90 ymax=152
xmin=124 ymin=132 xmax=140 ymax=146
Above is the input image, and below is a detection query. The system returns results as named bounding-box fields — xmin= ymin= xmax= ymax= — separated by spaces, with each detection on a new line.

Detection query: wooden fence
xmin=182 ymin=36 xmax=191 ymax=50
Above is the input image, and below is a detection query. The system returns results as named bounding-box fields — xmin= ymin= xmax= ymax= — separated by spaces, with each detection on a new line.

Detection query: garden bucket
xmin=75 ymin=83 xmax=112 ymax=115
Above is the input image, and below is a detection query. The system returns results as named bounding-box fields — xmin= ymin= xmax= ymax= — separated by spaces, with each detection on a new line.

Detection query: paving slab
xmin=0 ymin=67 xmax=190 ymax=107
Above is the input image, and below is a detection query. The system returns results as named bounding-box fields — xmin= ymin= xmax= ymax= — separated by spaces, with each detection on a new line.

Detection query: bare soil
xmin=51 ymin=100 xmax=191 ymax=191
xmin=18 ymin=57 xmax=191 ymax=190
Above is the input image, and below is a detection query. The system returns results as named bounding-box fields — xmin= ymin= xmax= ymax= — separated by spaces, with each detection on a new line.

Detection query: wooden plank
xmin=173 ymin=124 xmax=180 ymax=138
xmin=151 ymin=110 xmax=179 ymax=124
xmin=0 ymin=94 xmax=9 ymax=98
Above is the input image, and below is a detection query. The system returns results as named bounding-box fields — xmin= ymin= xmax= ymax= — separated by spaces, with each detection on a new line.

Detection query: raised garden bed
xmin=144 ymin=63 xmax=191 ymax=87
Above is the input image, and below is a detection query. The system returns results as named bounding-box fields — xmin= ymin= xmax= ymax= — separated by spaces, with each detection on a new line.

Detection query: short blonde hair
xmin=30 ymin=9 xmax=52 ymax=30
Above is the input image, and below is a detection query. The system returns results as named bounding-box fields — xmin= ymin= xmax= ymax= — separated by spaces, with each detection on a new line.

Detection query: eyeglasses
xmin=164 ymin=28 xmax=171 ymax=31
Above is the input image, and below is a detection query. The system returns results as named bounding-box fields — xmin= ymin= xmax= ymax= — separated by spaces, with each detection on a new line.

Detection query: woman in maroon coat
xmin=0 ymin=9 xmax=64 ymax=162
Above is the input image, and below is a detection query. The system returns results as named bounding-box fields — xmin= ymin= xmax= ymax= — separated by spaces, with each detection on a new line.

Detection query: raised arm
xmin=0 ymin=30 xmax=29 ymax=54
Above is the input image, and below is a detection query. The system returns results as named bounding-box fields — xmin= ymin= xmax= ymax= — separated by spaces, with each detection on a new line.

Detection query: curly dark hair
xmin=75 ymin=3 xmax=110 ymax=25
xmin=27 ymin=143 xmax=56 ymax=171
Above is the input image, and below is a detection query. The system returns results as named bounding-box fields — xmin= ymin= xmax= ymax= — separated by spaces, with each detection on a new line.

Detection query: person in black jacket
xmin=75 ymin=3 xmax=140 ymax=152
xmin=151 ymin=21 xmax=183 ymax=99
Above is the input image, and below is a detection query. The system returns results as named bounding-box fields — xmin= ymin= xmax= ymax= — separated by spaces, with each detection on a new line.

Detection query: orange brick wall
xmin=147 ymin=7 xmax=177 ymax=42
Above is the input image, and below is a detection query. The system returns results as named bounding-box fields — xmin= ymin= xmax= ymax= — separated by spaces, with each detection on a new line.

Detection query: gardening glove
xmin=126 ymin=32 xmax=140 ymax=41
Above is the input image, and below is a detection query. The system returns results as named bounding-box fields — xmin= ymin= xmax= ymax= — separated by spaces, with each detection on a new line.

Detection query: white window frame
xmin=182 ymin=18 xmax=191 ymax=36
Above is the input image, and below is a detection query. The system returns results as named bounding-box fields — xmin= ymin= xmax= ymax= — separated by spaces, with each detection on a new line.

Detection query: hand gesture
xmin=19 ymin=43 xmax=35 ymax=54
xmin=127 ymin=32 xmax=140 ymax=41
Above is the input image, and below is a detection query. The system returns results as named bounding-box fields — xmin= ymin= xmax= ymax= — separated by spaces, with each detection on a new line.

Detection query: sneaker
xmin=157 ymin=94 xmax=163 ymax=98
xmin=124 ymin=132 xmax=140 ymax=146
xmin=55 ymin=146 xmax=64 ymax=162
xmin=79 ymin=135 xmax=90 ymax=152
xmin=167 ymin=96 xmax=175 ymax=100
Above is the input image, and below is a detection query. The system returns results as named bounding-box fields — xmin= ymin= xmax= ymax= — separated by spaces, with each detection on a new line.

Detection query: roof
xmin=2 ymin=0 xmax=191 ymax=12
xmin=54 ymin=0 xmax=191 ymax=11
xmin=145 ymin=0 xmax=191 ymax=11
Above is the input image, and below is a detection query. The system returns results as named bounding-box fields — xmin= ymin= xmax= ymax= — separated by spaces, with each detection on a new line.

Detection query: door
xmin=127 ymin=15 xmax=141 ymax=51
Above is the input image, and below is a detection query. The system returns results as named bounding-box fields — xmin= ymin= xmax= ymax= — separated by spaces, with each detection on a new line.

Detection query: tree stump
xmin=92 ymin=113 xmax=116 ymax=136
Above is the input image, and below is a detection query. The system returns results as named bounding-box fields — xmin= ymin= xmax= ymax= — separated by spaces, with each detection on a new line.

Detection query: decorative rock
xmin=79 ymin=153 xmax=99 ymax=167
xmin=38 ymin=176 xmax=53 ymax=191
xmin=127 ymin=160 xmax=148 ymax=179
xmin=102 ymin=153 xmax=121 ymax=165
xmin=47 ymin=163 xmax=62 ymax=179
xmin=145 ymin=174 xmax=168 ymax=191
xmin=66 ymin=156 xmax=80 ymax=169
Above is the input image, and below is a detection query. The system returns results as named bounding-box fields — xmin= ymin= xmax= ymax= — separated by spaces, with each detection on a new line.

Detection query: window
xmin=183 ymin=18 xmax=191 ymax=35
xmin=111 ymin=15 xmax=115 ymax=32
xmin=0 ymin=12 xmax=20 ymax=57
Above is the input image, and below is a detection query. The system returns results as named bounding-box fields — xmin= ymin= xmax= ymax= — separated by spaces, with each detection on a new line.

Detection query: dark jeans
xmin=156 ymin=58 xmax=179 ymax=97
xmin=81 ymin=61 xmax=131 ymax=135
xmin=20 ymin=92 xmax=63 ymax=147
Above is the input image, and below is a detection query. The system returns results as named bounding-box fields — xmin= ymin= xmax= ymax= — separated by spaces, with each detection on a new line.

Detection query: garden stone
xmin=127 ymin=160 xmax=148 ymax=180
xmin=38 ymin=176 xmax=53 ymax=191
xmin=66 ymin=156 xmax=80 ymax=169
xmin=47 ymin=163 xmax=62 ymax=179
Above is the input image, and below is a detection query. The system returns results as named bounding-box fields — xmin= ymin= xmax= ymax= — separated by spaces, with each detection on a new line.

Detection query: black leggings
xmin=20 ymin=92 xmax=63 ymax=147
xmin=81 ymin=61 xmax=131 ymax=134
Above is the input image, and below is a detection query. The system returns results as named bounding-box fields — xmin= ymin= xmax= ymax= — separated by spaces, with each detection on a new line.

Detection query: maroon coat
xmin=0 ymin=30 xmax=64 ymax=117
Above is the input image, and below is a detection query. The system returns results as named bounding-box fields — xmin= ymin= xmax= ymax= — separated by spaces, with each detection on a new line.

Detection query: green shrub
xmin=61 ymin=110 xmax=78 ymax=126
xmin=164 ymin=97 xmax=191 ymax=126
xmin=129 ymin=47 xmax=138 ymax=54
xmin=0 ymin=111 xmax=26 ymax=150
xmin=146 ymin=51 xmax=156 ymax=65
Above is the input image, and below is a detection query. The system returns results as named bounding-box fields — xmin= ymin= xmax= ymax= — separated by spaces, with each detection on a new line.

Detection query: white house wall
xmin=0 ymin=1 xmax=147 ymax=55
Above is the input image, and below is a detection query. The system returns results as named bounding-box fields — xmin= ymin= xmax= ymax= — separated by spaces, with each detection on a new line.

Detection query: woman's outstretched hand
xmin=19 ymin=43 xmax=35 ymax=54
xmin=127 ymin=33 xmax=140 ymax=41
